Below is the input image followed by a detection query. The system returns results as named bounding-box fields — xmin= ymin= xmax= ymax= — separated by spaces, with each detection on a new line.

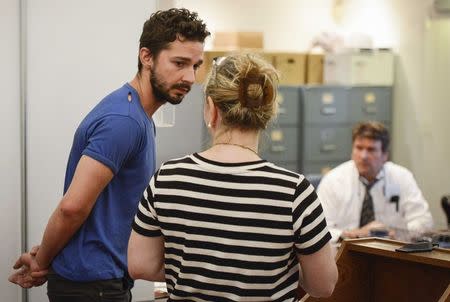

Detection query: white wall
xmin=25 ymin=1 xmax=157 ymax=301
xmin=180 ymin=0 xmax=336 ymax=51
xmin=0 ymin=0 xmax=22 ymax=301
xmin=179 ymin=0 xmax=399 ymax=50
xmin=180 ymin=0 xmax=450 ymax=228
xmin=387 ymin=0 xmax=450 ymax=229
xmin=420 ymin=17 xmax=450 ymax=228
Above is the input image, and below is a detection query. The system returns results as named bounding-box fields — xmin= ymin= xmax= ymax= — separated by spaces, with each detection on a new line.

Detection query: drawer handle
xmin=271 ymin=145 xmax=286 ymax=153
xmin=364 ymin=106 xmax=377 ymax=114
xmin=321 ymin=107 xmax=336 ymax=115
xmin=321 ymin=144 xmax=337 ymax=152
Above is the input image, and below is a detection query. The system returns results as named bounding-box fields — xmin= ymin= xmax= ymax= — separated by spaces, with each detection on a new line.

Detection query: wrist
xmin=34 ymin=253 xmax=49 ymax=271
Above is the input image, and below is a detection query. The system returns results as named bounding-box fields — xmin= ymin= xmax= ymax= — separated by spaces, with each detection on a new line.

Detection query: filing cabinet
xmin=261 ymin=126 xmax=299 ymax=162
xmin=302 ymin=86 xmax=349 ymax=124
xmin=260 ymin=86 xmax=301 ymax=171
xmin=299 ymin=86 xmax=392 ymax=178
xmin=274 ymin=87 xmax=301 ymax=126
xmin=202 ymin=83 xmax=392 ymax=178
xmin=324 ymin=49 xmax=395 ymax=86
xmin=349 ymin=87 xmax=392 ymax=123
xmin=302 ymin=161 xmax=343 ymax=176
xmin=303 ymin=126 xmax=352 ymax=161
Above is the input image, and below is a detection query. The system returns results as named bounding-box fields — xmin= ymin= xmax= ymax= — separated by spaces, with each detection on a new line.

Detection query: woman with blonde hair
xmin=128 ymin=53 xmax=338 ymax=301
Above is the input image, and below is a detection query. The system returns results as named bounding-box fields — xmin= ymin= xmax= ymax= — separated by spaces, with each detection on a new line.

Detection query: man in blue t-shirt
xmin=9 ymin=8 xmax=210 ymax=301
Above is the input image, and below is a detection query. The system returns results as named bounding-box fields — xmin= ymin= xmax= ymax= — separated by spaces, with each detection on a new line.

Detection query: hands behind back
xmin=8 ymin=245 xmax=48 ymax=288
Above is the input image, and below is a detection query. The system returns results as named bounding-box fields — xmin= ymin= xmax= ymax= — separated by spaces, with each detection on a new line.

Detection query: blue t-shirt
xmin=51 ymin=83 xmax=156 ymax=282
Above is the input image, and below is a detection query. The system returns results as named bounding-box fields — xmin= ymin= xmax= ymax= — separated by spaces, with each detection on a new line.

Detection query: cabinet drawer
xmin=260 ymin=126 xmax=299 ymax=162
xmin=349 ymin=87 xmax=392 ymax=123
xmin=274 ymin=86 xmax=301 ymax=126
xmin=303 ymin=126 xmax=352 ymax=161
xmin=301 ymin=86 xmax=349 ymax=124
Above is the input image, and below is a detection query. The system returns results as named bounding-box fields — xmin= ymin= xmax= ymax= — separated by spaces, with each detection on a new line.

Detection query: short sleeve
xmin=132 ymin=175 xmax=162 ymax=237
xmin=82 ymin=115 xmax=142 ymax=174
xmin=293 ymin=177 xmax=332 ymax=255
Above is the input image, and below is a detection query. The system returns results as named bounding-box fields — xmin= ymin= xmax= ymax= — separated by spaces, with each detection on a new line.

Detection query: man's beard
xmin=150 ymin=66 xmax=191 ymax=105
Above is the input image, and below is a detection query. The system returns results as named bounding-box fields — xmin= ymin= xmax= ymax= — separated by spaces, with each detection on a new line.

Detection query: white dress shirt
xmin=317 ymin=160 xmax=433 ymax=243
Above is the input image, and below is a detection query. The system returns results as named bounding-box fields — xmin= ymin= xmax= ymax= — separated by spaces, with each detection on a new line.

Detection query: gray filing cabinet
xmin=260 ymin=86 xmax=301 ymax=172
xmin=349 ymin=87 xmax=392 ymax=123
xmin=203 ymin=84 xmax=392 ymax=180
xmin=299 ymin=85 xmax=392 ymax=178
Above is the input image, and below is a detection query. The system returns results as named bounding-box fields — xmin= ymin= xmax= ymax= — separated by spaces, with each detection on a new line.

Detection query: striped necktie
xmin=359 ymin=180 xmax=378 ymax=227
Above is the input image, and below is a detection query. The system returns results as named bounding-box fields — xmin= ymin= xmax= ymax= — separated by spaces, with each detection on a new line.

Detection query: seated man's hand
xmin=342 ymin=221 xmax=389 ymax=239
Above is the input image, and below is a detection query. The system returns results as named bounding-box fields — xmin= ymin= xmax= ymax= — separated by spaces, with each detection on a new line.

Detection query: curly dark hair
xmin=138 ymin=8 xmax=210 ymax=72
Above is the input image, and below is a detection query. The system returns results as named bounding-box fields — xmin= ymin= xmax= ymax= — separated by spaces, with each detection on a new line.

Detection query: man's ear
xmin=382 ymin=151 xmax=389 ymax=163
xmin=139 ymin=47 xmax=153 ymax=69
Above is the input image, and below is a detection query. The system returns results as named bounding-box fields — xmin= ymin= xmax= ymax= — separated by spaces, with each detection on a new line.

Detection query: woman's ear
xmin=206 ymin=96 xmax=219 ymax=128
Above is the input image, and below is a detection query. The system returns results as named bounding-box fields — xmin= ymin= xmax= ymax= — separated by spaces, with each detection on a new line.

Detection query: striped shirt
xmin=132 ymin=153 xmax=331 ymax=302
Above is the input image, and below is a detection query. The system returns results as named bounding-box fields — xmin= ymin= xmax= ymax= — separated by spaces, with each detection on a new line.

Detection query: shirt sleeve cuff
xmin=82 ymin=149 xmax=118 ymax=174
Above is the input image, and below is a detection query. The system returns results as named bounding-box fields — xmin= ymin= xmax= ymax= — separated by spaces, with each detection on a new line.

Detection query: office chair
xmin=306 ymin=174 xmax=323 ymax=189
xmin=442 ymin=195 xmax=450 ymax=230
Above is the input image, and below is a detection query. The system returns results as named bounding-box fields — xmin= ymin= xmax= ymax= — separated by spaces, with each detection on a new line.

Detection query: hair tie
xmin=239 ymin=76 xmax=270 ymax=109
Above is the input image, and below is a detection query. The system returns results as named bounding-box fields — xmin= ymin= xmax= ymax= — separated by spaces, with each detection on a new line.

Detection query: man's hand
xmin=342 ymin=221 xmax=389 ymax=239
xmin=8 ymin=265 xmax=34 ymax=288
xmin=8 ymin=246 xmax=48 ymax=288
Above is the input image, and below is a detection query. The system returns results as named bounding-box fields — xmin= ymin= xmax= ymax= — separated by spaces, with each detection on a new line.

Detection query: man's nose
xmin=360 ymin=149 xmax=368 ymax=159
xmin=182 ymin=67 xmax=196 ymax=84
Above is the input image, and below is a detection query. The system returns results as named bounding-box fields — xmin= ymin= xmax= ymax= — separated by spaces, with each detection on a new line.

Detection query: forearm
xmin=129 ymin=253 xmax=165 ymax=281
xmin=298 ymin=263 xmax=337 ymax=298
xmin=297 ymin=243 xmax=338 ymax=298
xmin=34 ymin=155 xmax=113 ymax=270
xmin=35 ymin=205 xmax=88 ymax=269
xmin=128 ymin=231 xmax=165 ymax=281
xmin=129 ymin=258 xmax=165 ymax=281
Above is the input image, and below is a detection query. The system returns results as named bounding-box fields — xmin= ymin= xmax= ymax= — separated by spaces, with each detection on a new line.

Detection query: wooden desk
xmin=300 ymin=238 xmax=450 ymax=302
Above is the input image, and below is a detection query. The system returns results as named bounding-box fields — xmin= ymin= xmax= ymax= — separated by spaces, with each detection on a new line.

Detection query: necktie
xmin=359 ymin=180 xmax=378 ymax=227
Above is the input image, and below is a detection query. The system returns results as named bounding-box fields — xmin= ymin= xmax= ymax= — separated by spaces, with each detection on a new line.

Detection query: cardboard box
xmin=324 ymin=49 xmax=394 ymax=86
xmin=271 ymin=52 xmax=306 ymax=85
xmin=306 ymin=54 xmax=324 ymax=85
xmin=213 ymin=32 xmax=263 ymax=50
xmin=195 ymin=50 xmax=276 ymax=84
xmin=259 ymin=52 xmax=276 ymax=66
xmin=195 ymin=50 xmax=231 ymax=84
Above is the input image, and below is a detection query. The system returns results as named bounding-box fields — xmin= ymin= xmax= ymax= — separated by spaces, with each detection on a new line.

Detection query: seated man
xmin=317 ymin=121 xmax=433 ymax=243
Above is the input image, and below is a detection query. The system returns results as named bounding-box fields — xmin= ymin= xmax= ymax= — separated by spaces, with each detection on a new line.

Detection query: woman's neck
xmin=212 ymin=129 xmax=259 ymax=151
xmin=200 ymin=129 xmax=261 ymax=163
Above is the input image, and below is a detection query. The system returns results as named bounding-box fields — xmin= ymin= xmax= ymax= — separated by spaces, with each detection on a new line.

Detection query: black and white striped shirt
xmin=132 ymin=153 xmax=331 ymax=302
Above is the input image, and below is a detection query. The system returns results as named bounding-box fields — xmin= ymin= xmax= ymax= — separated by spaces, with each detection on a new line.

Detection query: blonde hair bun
xmin=204 ymin=53 xmax=279 ymax=130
